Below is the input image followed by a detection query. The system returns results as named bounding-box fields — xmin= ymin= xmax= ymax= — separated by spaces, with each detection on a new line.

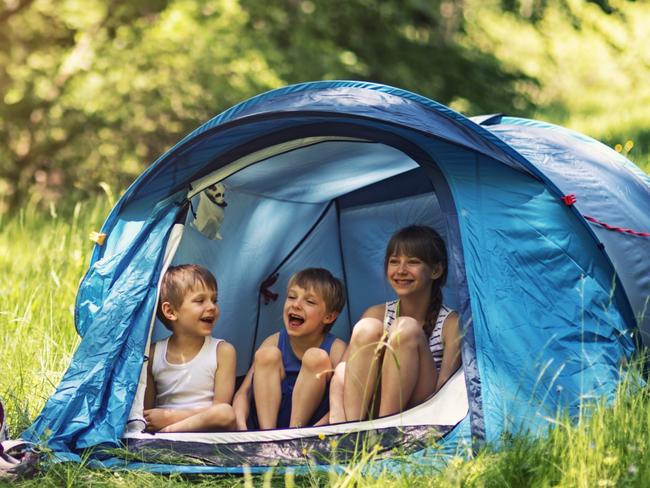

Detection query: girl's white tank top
xmin=151 ymin=336 xmax=223 ymax=410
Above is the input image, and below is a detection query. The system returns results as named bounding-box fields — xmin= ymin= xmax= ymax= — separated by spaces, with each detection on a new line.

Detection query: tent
xmin=24 ymin=81 xmax=650 ymax=473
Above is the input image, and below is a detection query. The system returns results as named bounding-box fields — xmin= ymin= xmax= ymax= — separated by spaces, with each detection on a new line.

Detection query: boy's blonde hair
xmin=287 ymin=268 xmax=346 ymax=333
xmin=157 ymin=264 xmax=218 ymax=330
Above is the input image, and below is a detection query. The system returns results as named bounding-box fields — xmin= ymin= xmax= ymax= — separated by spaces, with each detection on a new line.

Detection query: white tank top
xmin=383 ymin=299 xmax=453 ymax=371
xmin=151 ymin=336 xmax=223 ymax=410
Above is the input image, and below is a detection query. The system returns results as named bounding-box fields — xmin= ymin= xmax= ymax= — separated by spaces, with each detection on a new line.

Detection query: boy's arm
xmin=143 ymin=343 xmax=188 ymax=431
xmin=143 ymin=342 xmax=237 ymax=432
xmin=232 ymin=367 xmax=253 ymax=430
xmin=312 ymin=338 xmax=349 ymax=427
xmin=213 ymin=341 xmax=236 ymax=404
xmin=329 ymin=338 xmax=347 ymax=368
xmin=144 ymin=344 xmax=156 ymax=410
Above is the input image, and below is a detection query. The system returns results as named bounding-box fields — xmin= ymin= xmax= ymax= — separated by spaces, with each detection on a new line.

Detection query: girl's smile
xmin=387 ymin=254 xmax=439 ymax=296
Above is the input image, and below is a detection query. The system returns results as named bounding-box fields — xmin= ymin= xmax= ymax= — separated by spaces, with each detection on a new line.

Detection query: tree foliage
xmin=0 ymin=0 xmax=647 ymax=213
xmin=464 ymin=0 xmax=650 ymax=154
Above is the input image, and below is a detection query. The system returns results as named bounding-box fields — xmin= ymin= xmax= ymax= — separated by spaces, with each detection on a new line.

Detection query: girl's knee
xmin=388 ymin=317 xmax=422 ymax=345
xmin=350 ymin=318 xmax=384 ymax=345
xmin=254 ymin=346 xmax=282 ymax=367
xmin=302 ymin=347 xmax=331 ymax=372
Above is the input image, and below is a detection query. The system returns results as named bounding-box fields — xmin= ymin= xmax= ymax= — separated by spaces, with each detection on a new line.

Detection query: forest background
xmin=1 ymin=0 xmax=649 ymax=216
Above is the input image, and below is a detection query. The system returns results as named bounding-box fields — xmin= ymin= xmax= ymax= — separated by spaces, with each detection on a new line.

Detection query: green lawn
xmin=1 ymin=153 xmax=649 ymax=486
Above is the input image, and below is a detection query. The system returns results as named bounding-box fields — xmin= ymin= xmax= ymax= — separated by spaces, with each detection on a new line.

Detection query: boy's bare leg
xmin=343 ymin=318 xmax=385 ymax=421
xmin=252 ymin=346 xmax=284 ymax=429
xmin=378 ymin=317 xmax=437 ymax=417
xmin=328 ymin=362 xmax=346 ymax=424
xmin=290 ymin=348 xmax=332 ymax=427
xmin=161 ymin=404 xmax=236 ymax=432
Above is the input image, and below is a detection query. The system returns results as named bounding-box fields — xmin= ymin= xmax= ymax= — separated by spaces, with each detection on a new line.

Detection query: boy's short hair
xmin=157 ymin=264 xmax=218 ymax=330
xmin=287 ymin=268 xmax=346 ymax=333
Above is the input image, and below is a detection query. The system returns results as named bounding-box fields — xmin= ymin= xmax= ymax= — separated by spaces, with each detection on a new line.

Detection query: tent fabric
xmin=25 ymin=194 xmax=185 ymax=451
xmin=481 ymin=117 xmax=650 ymax=345
xmin=437 ymin=151 xmax=635 ymax=439
xmin=23 ymin=81 xmax=649 ymax=473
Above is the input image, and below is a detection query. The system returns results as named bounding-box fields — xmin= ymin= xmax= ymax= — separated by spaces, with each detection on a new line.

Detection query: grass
xmin=1 ymin=152 xmax=649 ymax=486
xmin=635 ymin=153 xmax=650 ymax=175
xmin=0 ymin=198 xmax=110 ymax=436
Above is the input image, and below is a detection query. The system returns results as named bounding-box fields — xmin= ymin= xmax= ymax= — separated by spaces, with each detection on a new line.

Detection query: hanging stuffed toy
xmin=191 ymin=182 xmax=228 ymax=240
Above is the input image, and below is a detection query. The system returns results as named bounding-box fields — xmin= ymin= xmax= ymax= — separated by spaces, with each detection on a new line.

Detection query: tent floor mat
xmin=117 ymin=425 xmax=454 ymax=467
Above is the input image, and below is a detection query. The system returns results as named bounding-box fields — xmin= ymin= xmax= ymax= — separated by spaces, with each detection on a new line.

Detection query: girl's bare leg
xmin=290 ymin=348 xmax=332 ymax=427
xmin=343 ymin=318 xmax=385 ymax=421
xmin=378 ymin=317 xmax=437 ymax=417
xmin=252 ymin=346 xmax=284 ymax=429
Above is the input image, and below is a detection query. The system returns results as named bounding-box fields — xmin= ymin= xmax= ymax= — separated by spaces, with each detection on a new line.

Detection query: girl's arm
xmin=435 ymin=312 xmax=462 ymax=391
xmin=361 ymin=303 xmax=385 ymax=321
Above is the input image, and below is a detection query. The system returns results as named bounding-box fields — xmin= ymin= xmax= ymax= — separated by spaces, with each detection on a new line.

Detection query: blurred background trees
xmin=1 ymin=0 xmax=647 ymax=214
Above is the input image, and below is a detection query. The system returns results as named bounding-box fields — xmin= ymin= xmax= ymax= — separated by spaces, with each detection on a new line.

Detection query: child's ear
xmin=323 ymin=311 xmax=338 ymax=326
xmin=161 ymin=301 xmax=177 ymax=321
xmin=431 ymin=263 xmax=444 ymax=280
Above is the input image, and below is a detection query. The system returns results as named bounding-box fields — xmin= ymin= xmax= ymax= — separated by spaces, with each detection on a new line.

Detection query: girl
xmin=330 ymin=225 xmax=461 ymax=422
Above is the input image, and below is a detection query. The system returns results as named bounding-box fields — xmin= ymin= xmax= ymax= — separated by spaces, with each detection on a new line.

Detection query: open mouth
xmin=393 ymin=279 xmax=414 ymax=287
xmin=200 ymin=316 xmax=215 ymax=324
xmin=287 ymin=313 xmax=305 ymax=328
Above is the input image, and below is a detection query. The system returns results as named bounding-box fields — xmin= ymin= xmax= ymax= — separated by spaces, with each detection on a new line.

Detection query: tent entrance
xmin=167 ymin=139 xmax=462 ymax=365
xmin=126 ymin=137 xmax=469 ymax=455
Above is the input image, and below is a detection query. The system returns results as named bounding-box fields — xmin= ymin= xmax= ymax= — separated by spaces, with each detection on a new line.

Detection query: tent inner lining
xmin=190 ymin=139 xmax=420 ymax=204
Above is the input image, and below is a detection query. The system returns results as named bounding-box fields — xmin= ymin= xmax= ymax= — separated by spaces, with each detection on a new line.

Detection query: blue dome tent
xmin=24 ymin=81 xmax=650 ymax=473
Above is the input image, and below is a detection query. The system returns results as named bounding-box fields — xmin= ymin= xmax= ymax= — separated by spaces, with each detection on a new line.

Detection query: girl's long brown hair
xmin=384 ymin=225 xmax=448 ymax=339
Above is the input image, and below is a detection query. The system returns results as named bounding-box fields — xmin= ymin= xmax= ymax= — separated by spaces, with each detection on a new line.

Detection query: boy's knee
xmin=254 ymin=346 xmax=282 ymax=368
xmin=351 ymin=318 xmax=384 ymax=345
xmin=210 ymin=403 xmax=235 ymax=427
xmin=302 ymin=347 xmax=331 ymax=372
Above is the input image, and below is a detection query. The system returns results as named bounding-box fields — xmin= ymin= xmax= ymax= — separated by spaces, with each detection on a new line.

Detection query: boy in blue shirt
xmin=233 ymin=268 xmax=347 ymax=429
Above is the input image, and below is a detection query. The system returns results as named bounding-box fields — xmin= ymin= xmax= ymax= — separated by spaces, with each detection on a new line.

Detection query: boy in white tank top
xmin=144 ymin=264 xmax=236 ymax=432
